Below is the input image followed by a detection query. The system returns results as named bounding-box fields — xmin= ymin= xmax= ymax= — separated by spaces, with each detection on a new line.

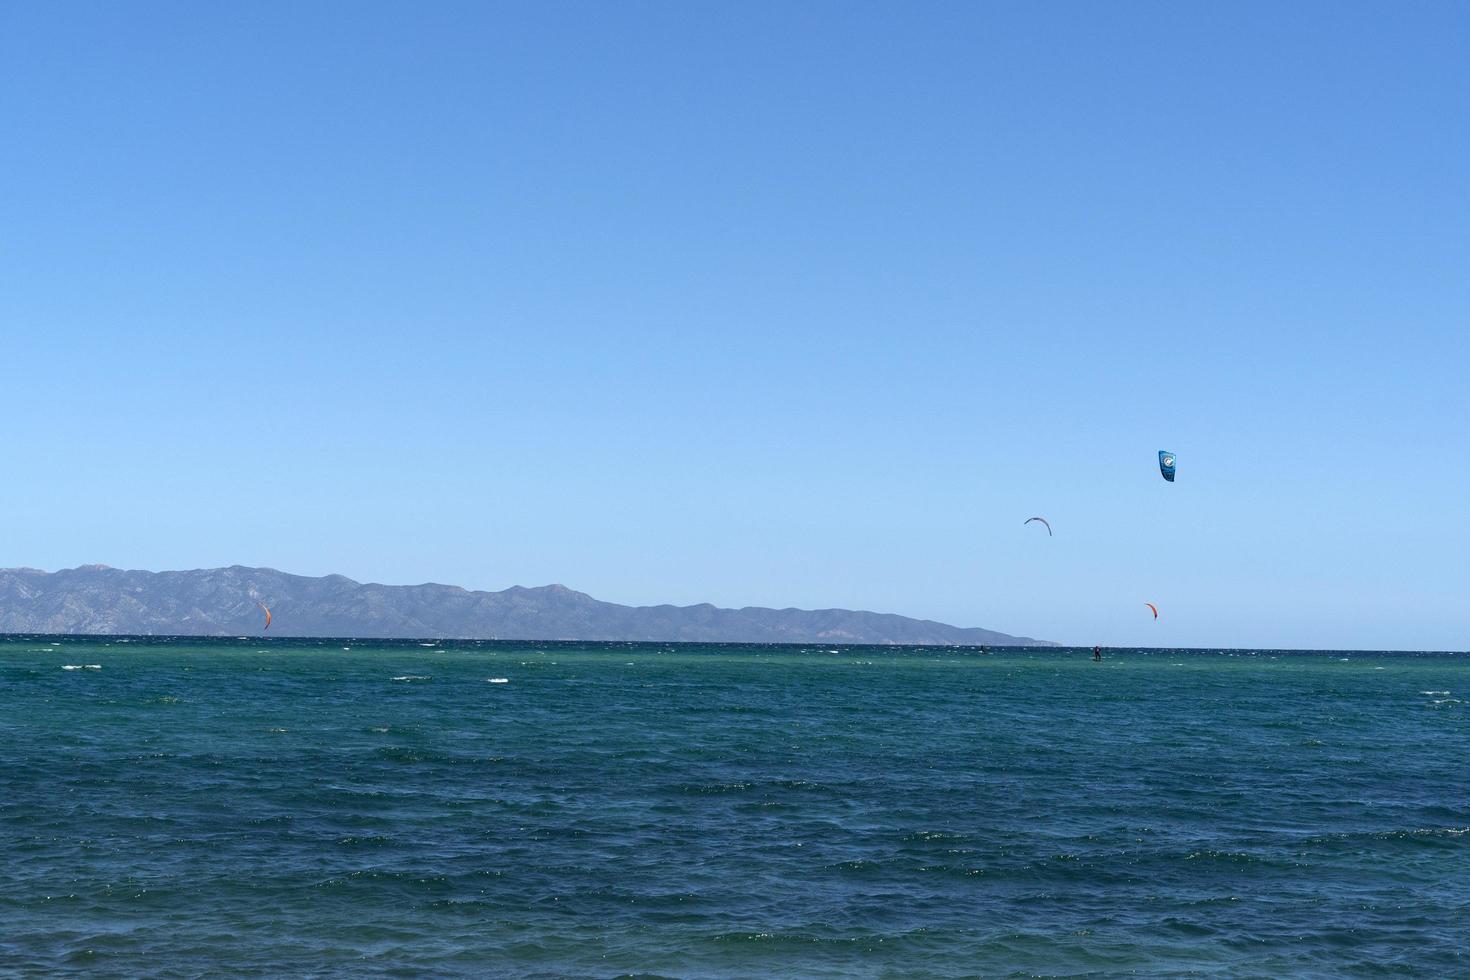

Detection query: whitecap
xmin=419 ymin=643 xmax=437 ymax=647
xmin=391 ymin=675 xmax=431 ymax=682
xmin=1422 ymin=691 xmax=1450 ymax=696
xmin=61 ymin=664 xmax=101 ymax=670
xmin=487 ymin=677 xmax=509 ymax=684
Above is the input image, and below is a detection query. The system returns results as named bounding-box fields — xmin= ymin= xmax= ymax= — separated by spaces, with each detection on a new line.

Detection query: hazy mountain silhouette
xmin=0 ymin=565 xmax=1052 ymax=645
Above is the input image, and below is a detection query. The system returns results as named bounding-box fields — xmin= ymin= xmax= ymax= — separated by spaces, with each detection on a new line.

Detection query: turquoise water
xmin=3 ymin=638 xmax=1469 ymax=978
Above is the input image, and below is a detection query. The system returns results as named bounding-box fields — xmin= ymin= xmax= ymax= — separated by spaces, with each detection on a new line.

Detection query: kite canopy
xmin=1024 ymin=516 xmax=1052 ymax=536
xmin=1145 ymin=602 xmax=1158 ymax=619
xmin=1158 ymin=451 xmax=1176 ymax=482
xmin=259 ymin=602 xmax=272 ymax=631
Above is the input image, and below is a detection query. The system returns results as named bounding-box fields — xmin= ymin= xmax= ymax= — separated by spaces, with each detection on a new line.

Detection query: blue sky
xmin=3 ymin=1 xmax=1466 ymax=648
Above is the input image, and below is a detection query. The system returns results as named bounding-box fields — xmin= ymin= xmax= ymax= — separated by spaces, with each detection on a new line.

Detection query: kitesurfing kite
xmin=259 ymin=602 xmax=272 ymax=631
xmin=1158 ymin=451 xmax=1176 ymax=482
xmin=1024 ymin=516 xmax=1052 ymax=536
xmin=1145 ymin=602 xmax=1158 ymax=620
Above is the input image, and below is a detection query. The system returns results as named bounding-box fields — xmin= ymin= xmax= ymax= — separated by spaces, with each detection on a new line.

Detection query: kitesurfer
xmin=1092 ymin=646 xmax=1102 ymax=662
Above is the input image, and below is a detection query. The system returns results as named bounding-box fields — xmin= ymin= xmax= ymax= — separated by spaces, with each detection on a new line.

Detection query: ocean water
xmin=2 ymin=638 xmax=1469 ymax=978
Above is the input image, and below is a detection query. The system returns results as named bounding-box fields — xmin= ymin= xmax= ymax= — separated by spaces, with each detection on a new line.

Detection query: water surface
xmin=2 ymin=638 xmax=1468 ymax=977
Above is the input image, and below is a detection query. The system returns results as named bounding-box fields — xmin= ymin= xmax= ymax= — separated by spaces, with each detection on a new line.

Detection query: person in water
xmin=1092 ymin=646 xmax=1102 ymax=661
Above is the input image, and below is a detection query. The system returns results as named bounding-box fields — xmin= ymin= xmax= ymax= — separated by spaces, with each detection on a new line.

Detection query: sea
xmin=2 ymin=637 xmax=1468 ymax=978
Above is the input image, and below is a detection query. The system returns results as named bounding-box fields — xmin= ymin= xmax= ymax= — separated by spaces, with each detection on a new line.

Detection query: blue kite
xmin=1158 ymin=451 xmax=1176 ymax=482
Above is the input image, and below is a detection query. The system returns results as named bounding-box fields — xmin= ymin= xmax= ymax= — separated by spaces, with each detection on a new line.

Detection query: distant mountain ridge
xmin=0 ymin=565 xmax=1051 ymax=646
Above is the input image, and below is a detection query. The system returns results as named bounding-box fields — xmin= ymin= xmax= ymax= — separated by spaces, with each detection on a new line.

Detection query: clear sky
xmin=3 ymin=2 xmax=1467 ymax=649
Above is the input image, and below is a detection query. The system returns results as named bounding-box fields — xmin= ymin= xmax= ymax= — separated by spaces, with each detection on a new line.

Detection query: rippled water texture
xmin=3 ymin=638 xmax=1469 ymax=977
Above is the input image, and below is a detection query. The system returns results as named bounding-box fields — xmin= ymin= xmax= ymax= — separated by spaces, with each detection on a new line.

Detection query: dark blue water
xmin=3 ymin=637 xmax=1468 ymax=977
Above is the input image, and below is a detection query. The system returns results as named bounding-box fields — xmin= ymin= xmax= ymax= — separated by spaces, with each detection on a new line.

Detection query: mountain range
xmin=0 ymin=565 xmax=1051 ymax=646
